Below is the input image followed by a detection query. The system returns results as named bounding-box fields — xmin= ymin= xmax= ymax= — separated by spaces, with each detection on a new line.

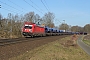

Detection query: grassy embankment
xmin=83 ymin=35 xmax=90 ymax=46
xmin=9 ymin=36 xmax=90 ymax=60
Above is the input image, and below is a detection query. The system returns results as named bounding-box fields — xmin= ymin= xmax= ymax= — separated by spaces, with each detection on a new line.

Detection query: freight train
xmin=21 ymin=22 xmax=85 ymax=38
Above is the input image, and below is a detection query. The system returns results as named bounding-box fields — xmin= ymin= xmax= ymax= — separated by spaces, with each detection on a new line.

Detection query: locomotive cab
xmin=22 ymin=22 xmax=35 ymax=37
xmin=24 ymin=25 xmax=33 ymax=32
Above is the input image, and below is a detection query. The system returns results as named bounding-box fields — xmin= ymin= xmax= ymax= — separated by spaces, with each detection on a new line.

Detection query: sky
xmin=0 ymin=0 xmax=90 ymax=27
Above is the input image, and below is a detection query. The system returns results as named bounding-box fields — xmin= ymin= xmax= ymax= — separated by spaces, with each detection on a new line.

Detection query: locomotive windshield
xmin=24 ymin=24 xmax=32 ymax=29
xmin=24 ymin=26 xmax=32 ymax=29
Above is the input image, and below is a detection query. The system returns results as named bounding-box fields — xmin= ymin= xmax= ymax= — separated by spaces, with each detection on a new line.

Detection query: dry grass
xmin=83 ymin=40 xmax=90 ymax=46
xmin=9 ymin=36 xmax=90 ymax=60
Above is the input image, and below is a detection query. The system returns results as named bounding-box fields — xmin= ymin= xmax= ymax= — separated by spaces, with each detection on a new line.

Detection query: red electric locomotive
xmin=22 ymin=22 xmax=45 ymax=37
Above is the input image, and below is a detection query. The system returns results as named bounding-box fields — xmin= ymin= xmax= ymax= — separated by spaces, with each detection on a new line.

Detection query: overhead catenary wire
xmin=0 ymin=0 xmax=24 ymax=14
xmin=41 ymin=0 xmax=49 ymax=12
xmin=29 ymin=0 xmax=44 ymax=12
xmin=8 ymin=0 xmax=27 ymax=12
xmin=1 ymin=7 xmax=18 ymax=14
xmin=43 ymin=0 xmax=50 ymax=11
xmin=23 ymin=0 xmax=44 ymax=14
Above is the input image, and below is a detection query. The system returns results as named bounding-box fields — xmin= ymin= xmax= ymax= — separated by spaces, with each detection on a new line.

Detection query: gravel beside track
xmin=0 ymin=35 xmax=67 ymax=60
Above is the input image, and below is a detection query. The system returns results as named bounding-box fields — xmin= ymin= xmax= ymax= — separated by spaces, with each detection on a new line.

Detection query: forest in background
xmin=0 ymin=12 xmax=90 ymax=38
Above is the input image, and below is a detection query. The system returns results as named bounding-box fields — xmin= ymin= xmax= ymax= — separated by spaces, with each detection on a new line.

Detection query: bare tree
xmin=42 ymin=12 xmax=55 ymax=27
xmin=83 ymin=24 xmax=90 ymax=33
xmin=59 ymin=23 xmax=69 ymax=31
xmin=71 ymin=25 xmax=83 ymax=32
xmin=24 ymin=12 xmax=35 ymax=22
xmin=0 ymin=13 xmax=3 ymax=28
xmin=34 ymin=14 xmax=40 ymax=24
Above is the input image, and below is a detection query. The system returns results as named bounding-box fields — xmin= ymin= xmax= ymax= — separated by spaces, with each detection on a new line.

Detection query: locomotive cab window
xmin=24 ymin=26 xmax=32 ymax=29
xmin=24 ymin=25 xmax=33 ymax=29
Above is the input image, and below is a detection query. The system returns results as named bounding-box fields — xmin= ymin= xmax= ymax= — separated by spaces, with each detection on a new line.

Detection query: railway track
xmin=0 ymin=38 xmax=30 ymax=46
xmin=0 ymin=36 xmax=55 ymax=46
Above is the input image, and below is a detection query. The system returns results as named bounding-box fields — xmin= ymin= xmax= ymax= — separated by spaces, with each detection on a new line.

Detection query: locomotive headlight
xmin=29 ymin=29 xmax=32 ymax=32
xmin=30 ymin=30 xmax=32 ymax=32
